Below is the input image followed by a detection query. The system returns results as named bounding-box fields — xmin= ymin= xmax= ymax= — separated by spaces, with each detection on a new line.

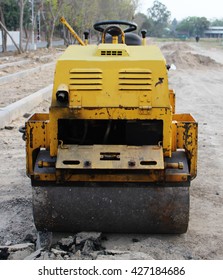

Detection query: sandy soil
xmin=0 ymin=40 xmax=223 ymax=259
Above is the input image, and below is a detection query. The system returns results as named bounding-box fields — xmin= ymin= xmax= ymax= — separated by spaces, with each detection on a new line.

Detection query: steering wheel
xmin=94 ymin=20 xmax=137 ymax=44
xmin=94 ymin=20 xmax=137 ymax=33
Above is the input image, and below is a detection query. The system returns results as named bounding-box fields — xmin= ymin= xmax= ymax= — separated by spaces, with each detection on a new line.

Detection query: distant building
xmin=204 ymin=26 xmax=223 ymax=38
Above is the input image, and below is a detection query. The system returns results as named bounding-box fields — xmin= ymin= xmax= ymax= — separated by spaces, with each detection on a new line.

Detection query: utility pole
xmin=37 ymin=9 xmax=41 ymax=41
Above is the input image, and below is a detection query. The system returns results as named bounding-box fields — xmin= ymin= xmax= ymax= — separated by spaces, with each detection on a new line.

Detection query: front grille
xmin=101 ymin=50 xmax=123 ymax=56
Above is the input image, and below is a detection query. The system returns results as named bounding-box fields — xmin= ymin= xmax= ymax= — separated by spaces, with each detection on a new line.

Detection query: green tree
xmin=60 ymin=0 xmax=140 ymax=44
xmin=40 ymin=0 xmax=65 ymax=48
xmin=0 ymin=0 xmax=31 ymax=52
xmin=195 ymin=17 xmax=210 ymax=36
xmin=1 ymin=0 xmax=140 ymax=50
xmin=176 ymin=17 xmax=210 ymax=37
xmin=147 ymin=0 xmax=171 ymax=37
xmin=0 ymin=0 xmax=31 ymax=30
xmin=170 ymin=18 xmax=178 ymax=36
xmin=0 ymin=4 xmax=7 ymax=51
xmin=134 ymin=12 xmax=148 ymax=33
xmin=96 ymin=0 xmax=138 ymax=21
xmin=210 ymin=19 xmax=223 ymax=26
xmin=1 ymin=0 xmax=19 ymax=30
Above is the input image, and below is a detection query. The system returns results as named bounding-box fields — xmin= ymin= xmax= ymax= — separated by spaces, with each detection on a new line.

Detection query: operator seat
xmin=104 ymin=33 xmax=142 ymax=46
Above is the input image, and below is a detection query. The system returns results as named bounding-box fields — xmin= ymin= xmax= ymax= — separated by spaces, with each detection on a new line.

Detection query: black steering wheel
xmin=93 ymin=20 xmax=137 ymax=34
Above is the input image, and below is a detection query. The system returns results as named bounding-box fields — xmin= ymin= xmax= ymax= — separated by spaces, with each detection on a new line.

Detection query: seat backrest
xmin=104 ymin=33 xmax=142 ymax=45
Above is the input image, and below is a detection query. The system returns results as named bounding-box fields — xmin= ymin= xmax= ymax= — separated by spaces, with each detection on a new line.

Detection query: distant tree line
xmin=0 ymin=0 xmax=139 ymax=52
xmin=0 ymin=0 xmax=223 ymax=52
xmin=134 ymin=1 xmax=223 ymax=39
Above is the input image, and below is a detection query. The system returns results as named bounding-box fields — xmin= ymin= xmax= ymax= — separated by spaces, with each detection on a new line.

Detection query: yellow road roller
xmin=24 ymin=19 xmax=197 ymax=234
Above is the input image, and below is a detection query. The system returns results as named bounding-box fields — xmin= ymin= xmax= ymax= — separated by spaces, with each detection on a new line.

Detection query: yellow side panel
xmin=172 ymin=114 xmax=198 ymax=179
xmin=26 ymin=113 xmax=50 ymax=175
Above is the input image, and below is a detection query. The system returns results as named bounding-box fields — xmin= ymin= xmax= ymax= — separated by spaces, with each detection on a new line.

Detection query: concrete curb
xmin=0 ymin=84 xmax=52 ymax=128
xmin=0 ymin=59 xmax=32 ymax=69
xmin=0 ymin=62 xmax=55 ymax=84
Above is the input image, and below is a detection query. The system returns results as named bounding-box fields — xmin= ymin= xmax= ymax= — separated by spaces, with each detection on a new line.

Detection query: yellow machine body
xmin=25 ymin=20 xmax=197 ymax=234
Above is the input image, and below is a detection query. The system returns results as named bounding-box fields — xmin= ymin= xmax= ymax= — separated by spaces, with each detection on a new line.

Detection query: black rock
xmin=0 ymin=247 xmax=9 ymax=260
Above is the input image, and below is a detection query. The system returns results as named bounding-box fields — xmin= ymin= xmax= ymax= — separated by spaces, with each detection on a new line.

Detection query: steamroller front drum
xmin=32 ymin=182 xmax=190 ymax=234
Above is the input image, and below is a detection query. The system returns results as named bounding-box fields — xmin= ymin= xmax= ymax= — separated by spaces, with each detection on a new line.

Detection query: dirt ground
xmin=0 ymin=40 xmax=223 ymax=260
xmin=0 ymin=48 xmax=63 ymax=107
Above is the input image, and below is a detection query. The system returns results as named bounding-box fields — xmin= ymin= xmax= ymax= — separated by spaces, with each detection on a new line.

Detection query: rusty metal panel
xmin=173 ymin=114 xmax=198 ymax=179
xmin=26 ymin=113 xmax=49 ymax=175
xmin=56 ymin=144 xmax=164 ymax=170
xmin=169 ymin=89 xmax=175 ymax=114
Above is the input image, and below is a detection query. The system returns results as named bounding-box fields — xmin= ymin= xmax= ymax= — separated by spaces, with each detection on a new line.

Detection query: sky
xmin=138 ymin=0 xmax=223 ymax=20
